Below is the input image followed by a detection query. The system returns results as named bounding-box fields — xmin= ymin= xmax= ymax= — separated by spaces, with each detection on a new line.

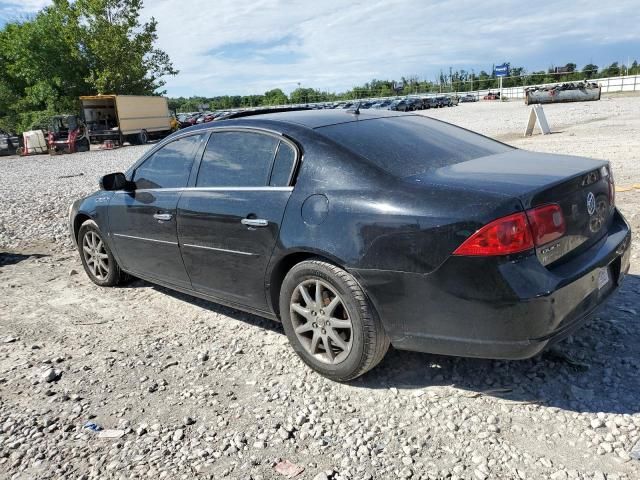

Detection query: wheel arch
xmin=267 ymin=249 xmax=349 ymax=319
xmin=73 ymin=212 xmax=93 ymax=244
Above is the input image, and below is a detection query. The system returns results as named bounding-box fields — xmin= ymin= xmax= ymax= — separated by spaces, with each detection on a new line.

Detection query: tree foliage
xmin=0 ymin=0 xmax=176 ymax=132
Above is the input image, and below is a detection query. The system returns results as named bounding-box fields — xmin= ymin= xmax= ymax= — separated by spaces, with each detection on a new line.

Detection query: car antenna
xmin=347 ymin=102 xmax=361 ymax=115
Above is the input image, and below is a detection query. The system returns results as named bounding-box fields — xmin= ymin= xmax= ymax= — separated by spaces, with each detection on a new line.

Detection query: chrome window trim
xmin=113 ymin=233 xmax=178 ymax=246
xmin=196 ymin=128 xmax=301 ymax=189
xmin=181 ymin=244 xmax=256 ymax=256
xmin=130 ymin=132 xmax=207 ymax=187
xmin=125 ymin=126 xmax=303 ymax=188
xmin=113 ymin=186 xmax=294 ymax=194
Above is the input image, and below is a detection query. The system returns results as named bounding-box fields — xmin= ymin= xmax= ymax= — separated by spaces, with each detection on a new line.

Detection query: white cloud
xmin=144 ymin=0 xmax=640 ymax=96
xmin=0 ymin=0 xmax=50 ymax=20
xmin=3 ymin=0 xmax=640 ymax=96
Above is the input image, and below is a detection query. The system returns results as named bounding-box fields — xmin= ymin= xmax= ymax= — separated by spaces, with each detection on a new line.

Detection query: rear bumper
xmin=353 ymin=209 xmax=632 ymax=359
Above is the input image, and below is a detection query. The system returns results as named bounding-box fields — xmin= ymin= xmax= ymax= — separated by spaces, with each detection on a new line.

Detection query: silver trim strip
xmin=116 ymin=186 xmax=294 ymax=193
xmin=182 ymin=244 xmax=256 ymax=256
xmin=187 ymin=186 xmax=293 ymax=192
xmin=113 ymin=233 xmax=178 ymax=245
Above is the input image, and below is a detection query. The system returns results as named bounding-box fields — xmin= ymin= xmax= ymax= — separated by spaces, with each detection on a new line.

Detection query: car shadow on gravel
xmin=355 ymin=273 xmax=640 ymax=416
xmin=119 ymin=274 xmax=639 ymax=415
xmin=122 ymin=278 xmax=285 ymax=335
xmin=0 ymin=252 xmax=49 ymax=267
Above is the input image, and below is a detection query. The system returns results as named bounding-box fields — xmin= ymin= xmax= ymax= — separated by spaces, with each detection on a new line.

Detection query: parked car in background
xmin=69 ymin=109 xmax=630 ymax=381
xmin=460 ymin=94 xmax=478 ymax=103
xmin=484 ymin=91 xmax=501 ymax=100
xmin=0 ymin=130 xmax=19 ymax=156
xmin=407 ymin=98 xmax=424 ymax=110
xmin=435 ymin=96 xmax=451 ymax=108
xmin=421 ymin=97 xmax=439 ymax=109
xmin=371 ymin=100 xmax=392 ymax=109
xmin=389 ymin=99 xmax=414 ymax=111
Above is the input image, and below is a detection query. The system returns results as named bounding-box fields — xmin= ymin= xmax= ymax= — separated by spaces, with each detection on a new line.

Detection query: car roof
xmin=207 ymin=109 xmax=411 ymax=130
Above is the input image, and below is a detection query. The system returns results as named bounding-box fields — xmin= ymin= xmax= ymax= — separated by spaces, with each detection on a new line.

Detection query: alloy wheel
xmin=290 ymin=279 xmax=353 ymax=364
xmin=82 ymin=231 xmax=110 ymax=280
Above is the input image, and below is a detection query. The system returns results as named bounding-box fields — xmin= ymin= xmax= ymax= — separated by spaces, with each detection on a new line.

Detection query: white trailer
xmin=80 ymin=95 xmax=172 ymax=146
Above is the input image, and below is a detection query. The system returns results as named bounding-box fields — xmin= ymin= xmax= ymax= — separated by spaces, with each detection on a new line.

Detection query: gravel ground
xmin=0 ymin=144 xmax=151 ymax=252
xmin=1 ymin=95 xmax=640 ymax=480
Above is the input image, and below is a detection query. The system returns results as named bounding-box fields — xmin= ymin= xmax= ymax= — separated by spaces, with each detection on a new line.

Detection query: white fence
xmin=454 ymin=74 xmax=640 ymax=101
xmin=598 ymin=75 xmax=640 ymax=94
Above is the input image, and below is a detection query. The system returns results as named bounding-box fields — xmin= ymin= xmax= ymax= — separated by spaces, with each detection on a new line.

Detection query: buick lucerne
xmin=69 ymin=109 xmax=631 ymax=381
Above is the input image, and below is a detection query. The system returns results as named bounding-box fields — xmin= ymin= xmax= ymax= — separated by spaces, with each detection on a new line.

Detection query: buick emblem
xmin=586 ymin=192 xmax=596 ymax=216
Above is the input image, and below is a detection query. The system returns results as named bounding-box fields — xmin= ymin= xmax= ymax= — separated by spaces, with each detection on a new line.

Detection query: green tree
xmin=601 ymin=62 xmax=621 ymax=77
xmin=0 ymin=1 xmax=88 ymax=131
xmin=290 ymin=87 xmax=318 ymax=104
xmin=0 ymin=0 xmax=176 ymax=131
xmin=582 ymin=64 xmax=598 ymax=79
xmin=75 ymin=0 xmax=177 ymax=94
xmin=263 ymin=88 xmax=288 ymax=106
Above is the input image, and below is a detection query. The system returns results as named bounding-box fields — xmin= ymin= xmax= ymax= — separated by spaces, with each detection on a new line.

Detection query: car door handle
xmin=153 ymin=213 xmax=173 ymax=221
xmin=241 ymin=218 xmax=268 ymax=228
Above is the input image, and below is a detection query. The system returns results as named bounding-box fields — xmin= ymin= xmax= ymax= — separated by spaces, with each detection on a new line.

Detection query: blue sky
xmin=1 ymin=0 xmax=639 ymax=97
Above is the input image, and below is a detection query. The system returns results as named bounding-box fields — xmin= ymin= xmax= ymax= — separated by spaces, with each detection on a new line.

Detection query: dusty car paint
xmin=70 ymin=110 xmax=632 ymax=360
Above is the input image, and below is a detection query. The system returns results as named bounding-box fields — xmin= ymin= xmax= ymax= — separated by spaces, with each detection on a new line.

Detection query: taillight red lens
xmin=453 ymin=212 xmax=534 ymax=256
xmin=526 ymin=204 xmax=566 ymax=246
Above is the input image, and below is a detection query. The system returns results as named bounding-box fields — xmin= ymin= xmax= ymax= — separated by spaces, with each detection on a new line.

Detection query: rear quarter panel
xmin=272 ymin=131 xmax=525 ymax=276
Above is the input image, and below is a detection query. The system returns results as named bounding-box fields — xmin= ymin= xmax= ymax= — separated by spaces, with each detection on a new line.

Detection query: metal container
xmin=525 ymin=82 xmax=601 ymax=105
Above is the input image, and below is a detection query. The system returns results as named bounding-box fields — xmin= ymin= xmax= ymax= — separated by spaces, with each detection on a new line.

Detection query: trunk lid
xmin=417 ymin=150 xmax=615 ymax=266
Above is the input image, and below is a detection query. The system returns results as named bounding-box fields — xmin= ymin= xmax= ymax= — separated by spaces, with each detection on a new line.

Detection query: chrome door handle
xmin=241 ymin=218 xmax=268 ymax=227
xmin=153 ymin=213 xmax=173 ymax=221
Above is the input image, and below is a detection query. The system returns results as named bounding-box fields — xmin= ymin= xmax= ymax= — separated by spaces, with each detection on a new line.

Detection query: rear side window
xmin=133 ymin=134 xmax=203 ymax=189
xmin=317 ymin=116 xmax=512 ymax=177
xmin=269 ymin=142 xmax=297 ymax=186
xmin=197 ymin=131 xmax=279 ymax=187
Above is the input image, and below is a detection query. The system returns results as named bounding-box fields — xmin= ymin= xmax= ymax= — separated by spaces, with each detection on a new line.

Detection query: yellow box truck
xmin=80 ymin=95 xmax=172 ymax=146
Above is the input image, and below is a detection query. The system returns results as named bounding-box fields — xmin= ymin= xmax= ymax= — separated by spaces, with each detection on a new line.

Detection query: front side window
xmin=133 ymin=134 xmax=203 ymax=189
xmin=196 ymin=131 xmax=279 ymax=187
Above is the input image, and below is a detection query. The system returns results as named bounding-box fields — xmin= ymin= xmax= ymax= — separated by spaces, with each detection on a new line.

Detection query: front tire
xmin=279 ymin=259 xmax=389 ymax=381
xmin=78 ymin=220 xmax=125 ymax=287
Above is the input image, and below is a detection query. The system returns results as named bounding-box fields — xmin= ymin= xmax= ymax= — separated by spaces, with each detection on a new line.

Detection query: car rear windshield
xmin=317 ymin=115 xmax=512 ymax=177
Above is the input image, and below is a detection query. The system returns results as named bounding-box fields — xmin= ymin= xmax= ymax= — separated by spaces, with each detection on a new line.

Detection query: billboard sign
xmin=494 ymin=63 xmax=510 ymax=77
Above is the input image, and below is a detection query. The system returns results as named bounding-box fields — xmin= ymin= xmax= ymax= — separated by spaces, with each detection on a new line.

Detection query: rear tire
xmin=77 ymin=137 xmax=90 ymax=152
xmin=77 ymin=220 xmax=125 ymax=287
xmin=138 ymin=130 xmax=149 ymax=145
xmin=279 ymin=259 xmax=389 ymax=381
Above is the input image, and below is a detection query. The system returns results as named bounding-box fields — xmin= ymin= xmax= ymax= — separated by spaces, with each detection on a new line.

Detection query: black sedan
xmin=69 ymin=109 xmax=631 ymax=381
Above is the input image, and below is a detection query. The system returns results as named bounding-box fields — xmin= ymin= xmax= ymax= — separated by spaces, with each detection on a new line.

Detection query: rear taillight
xmin=526 ymin=204 xmax=566 ymax=246
xmin=454 ymin=204 xmax=567 ymax=257
xmin=602 ymin=165 xmax=615 ymax=207
xmin=453 ymin=212 xmax=534 ymax=256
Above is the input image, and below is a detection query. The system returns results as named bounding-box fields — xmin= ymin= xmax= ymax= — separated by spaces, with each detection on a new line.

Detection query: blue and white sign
xmin=494 ymin=63 xmax=510 ymax=77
